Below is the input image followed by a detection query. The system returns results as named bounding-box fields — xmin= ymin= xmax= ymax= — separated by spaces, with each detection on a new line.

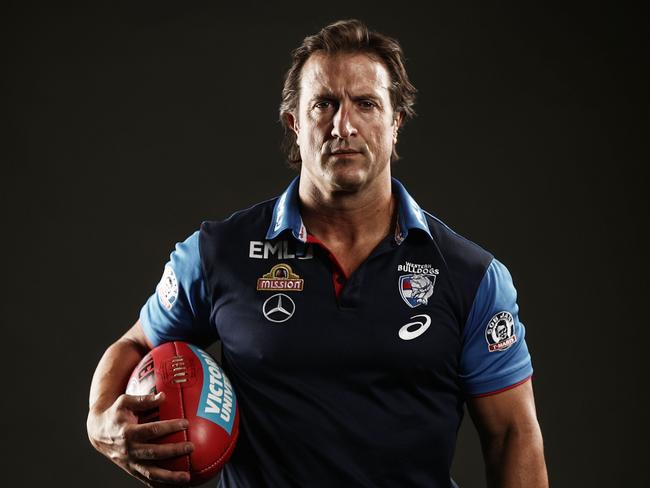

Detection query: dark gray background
xmin=3 ymin=2 xmax=648 ymax=487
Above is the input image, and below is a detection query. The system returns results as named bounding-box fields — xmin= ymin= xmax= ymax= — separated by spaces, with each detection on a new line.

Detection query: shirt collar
xmin=266 ymin=177 xmax=307 ymax=242
xmin=391 ymin=177 xmax=433 ymax=242
xmin=266 ymin=176 xmax=432 ymax=243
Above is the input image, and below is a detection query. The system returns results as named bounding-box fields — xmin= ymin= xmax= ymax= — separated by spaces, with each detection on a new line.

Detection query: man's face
xmin=496 ymin=322 xmax=508 ymax=340
xmin=288 ymin=52 xmax=401 ymax=194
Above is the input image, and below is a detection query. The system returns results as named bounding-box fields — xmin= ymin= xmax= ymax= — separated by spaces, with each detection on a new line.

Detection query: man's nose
xmin=331 ymin=104 xmax=358 ymax=139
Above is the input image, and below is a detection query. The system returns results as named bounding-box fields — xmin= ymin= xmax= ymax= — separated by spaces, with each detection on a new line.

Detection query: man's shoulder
xmin=200 ymin=197 xmax=278 ymax=237
xmin=421 ymin=209 xmax=494 ymax=274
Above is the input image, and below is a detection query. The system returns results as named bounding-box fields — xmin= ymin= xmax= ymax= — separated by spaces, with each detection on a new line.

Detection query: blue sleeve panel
xmin=139 ymin=231 xmax=217 ymax=348
xmin=459 ymin=259 xmax=533 ymax=396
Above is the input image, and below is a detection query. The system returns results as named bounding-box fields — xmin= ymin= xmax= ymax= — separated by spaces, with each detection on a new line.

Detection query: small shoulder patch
xmin=485 ymin=311 xmax=517 ymax=352
xmin=157 ymin=266 xmax=179 ymax=310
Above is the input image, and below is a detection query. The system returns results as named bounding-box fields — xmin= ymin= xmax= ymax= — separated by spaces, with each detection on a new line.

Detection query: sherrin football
xmin=126 ymin=341 xmax=239 ymax=485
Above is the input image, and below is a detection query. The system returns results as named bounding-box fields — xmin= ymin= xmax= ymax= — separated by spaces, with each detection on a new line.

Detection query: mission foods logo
xmin=257 ymin=264 xmax=304 ymax=291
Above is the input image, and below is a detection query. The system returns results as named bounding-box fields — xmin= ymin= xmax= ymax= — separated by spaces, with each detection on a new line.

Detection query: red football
xmin=126 ymin=341 xmax=239 ymax=485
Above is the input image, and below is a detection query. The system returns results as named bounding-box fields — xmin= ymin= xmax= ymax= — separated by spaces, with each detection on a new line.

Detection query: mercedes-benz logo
xmin=262 ymin=293 xmax=296 ymax=323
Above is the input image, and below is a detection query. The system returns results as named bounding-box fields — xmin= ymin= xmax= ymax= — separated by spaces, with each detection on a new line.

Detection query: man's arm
xmin=467 ymin=379 xmax=548 ymax=488
xmin=87 ymin=320 xmax=193 ymax=487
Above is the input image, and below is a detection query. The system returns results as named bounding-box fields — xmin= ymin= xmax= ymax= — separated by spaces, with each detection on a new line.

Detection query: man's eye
xmin=359 ymin=100 xmax=376 ymax=109
xmin=314 ymin=101 xmax=332 ymax=110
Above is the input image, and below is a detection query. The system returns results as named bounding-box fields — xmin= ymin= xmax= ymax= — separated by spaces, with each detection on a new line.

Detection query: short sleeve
xmin=459 ymin=259 xmax=533 ymax=396
xmin=139 ymin=231 xmax=217 ymax=348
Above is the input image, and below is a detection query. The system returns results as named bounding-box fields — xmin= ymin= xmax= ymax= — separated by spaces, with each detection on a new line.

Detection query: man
xmin=87 ymin=19 xmax=548 ymax=487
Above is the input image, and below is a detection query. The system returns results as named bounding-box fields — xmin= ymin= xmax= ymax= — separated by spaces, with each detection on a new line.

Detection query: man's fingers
xmin=132 ymin=462 xmax=191 ymax=485
xmin=116 ymin=392 xmax=166 ymax=412
xmin=129 ymin=441 xmax=194 ymax=461
xmin=131 ymin=419 xmax=189 ymax=441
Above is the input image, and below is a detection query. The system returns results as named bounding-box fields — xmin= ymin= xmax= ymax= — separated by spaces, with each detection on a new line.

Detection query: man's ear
xmin=393 ymin=112 xmax=403 ymax=144
xmin=284 ymin=112 xmax=300 ymax=137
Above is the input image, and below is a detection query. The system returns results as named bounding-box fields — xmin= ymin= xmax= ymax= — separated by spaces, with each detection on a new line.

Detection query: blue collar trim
xmin=265 ymin=177 xmax=432 ymax=242
xmin=266 ymin=177 xmax=306 ymax=241
xmin=391 ymin=178 xmax=432 ymax=241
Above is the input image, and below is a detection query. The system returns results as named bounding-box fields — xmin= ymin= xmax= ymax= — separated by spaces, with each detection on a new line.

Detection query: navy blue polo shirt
xmin=140 ymin=177 xmax=533 ymax=487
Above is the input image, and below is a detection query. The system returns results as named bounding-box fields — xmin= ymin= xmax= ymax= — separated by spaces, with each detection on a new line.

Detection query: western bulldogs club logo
xmin=399 ymin=274 xmax=435 ymax=308
xmin=485 ymin=311 xmax=517 ymax=352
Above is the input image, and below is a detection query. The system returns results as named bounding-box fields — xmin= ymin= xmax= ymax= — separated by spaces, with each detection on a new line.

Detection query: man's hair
xmin=279 ymin=19 xmax=417 ymax=169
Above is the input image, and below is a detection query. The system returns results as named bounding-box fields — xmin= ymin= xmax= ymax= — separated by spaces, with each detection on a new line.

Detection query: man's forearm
xmin=88 ymin=337 xmax=147 ymax=413
xmin=483 ymin=425 xmax=548 ymax=488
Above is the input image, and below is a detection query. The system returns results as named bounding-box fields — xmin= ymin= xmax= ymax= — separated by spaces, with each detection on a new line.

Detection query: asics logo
xmin=398 ymin=314 xmax=431 ymax=341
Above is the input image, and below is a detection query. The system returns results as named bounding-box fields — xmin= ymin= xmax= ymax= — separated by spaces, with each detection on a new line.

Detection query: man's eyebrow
xmin=351 ymin=93 xmax=383 ymax=103
xmin=308 ymin=92 xmax=384 ymax=103
xmin=309 ymin=92 xmax=337 ymax=102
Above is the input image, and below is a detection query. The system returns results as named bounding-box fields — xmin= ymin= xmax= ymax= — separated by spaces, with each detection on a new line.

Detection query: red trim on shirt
xmin=306 ymin=234 xmax=348 ymax=298
xmin=471 ymin=375 xmax=533 ymax=398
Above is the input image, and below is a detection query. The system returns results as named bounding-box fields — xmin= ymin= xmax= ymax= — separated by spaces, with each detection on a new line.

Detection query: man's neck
xmin=297 ymin=172 xmax=395 ymax=274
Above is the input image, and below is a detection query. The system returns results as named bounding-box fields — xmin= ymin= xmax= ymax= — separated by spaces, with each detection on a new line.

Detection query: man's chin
xmin=327 ymin=169 xmax=367 ymax=193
